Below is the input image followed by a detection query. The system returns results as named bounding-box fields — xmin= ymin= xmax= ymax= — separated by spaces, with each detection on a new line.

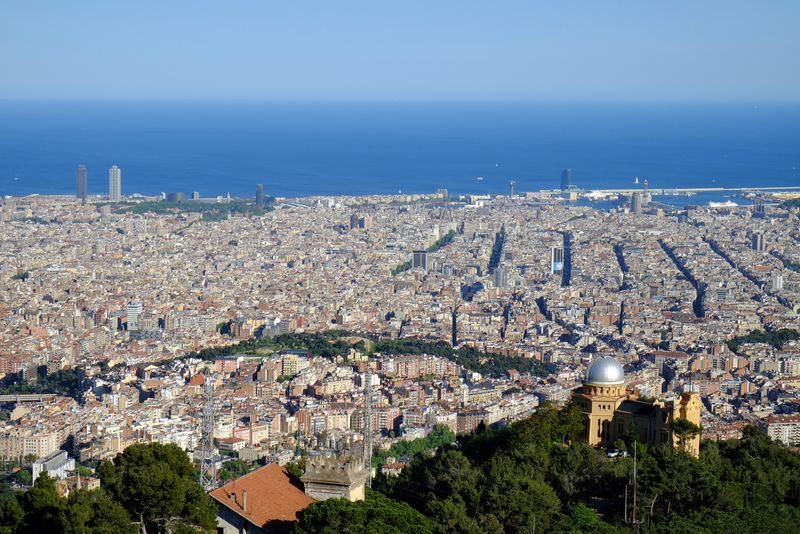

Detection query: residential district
xmin=2 ymin=185 xmax=800 ymax=530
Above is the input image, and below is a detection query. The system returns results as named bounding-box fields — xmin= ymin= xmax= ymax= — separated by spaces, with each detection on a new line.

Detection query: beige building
xmin=572 ymin=355 xmax=702 ymax=456
xmin=301 ymin=455 xmax=368 ymax=502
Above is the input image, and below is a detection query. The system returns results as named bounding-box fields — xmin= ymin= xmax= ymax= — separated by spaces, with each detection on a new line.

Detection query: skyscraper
xmin=560 ymin=168 xmax=573 ymax=191
xmin=76 ymin=165 xmax=88 ymax=201
xmin=126 ymin=301 xmax=143 ymax=331
xmin=108 ymin=165 xmax=122 ymax=202
xmin=551 ymin=247 xmax=564 ymax=274
xmin=255 ymin=184 xmax=265 ymax=207
xmin=494 ymin=264 xmax=509 ymax=288
xmin=751 ymin=232 xmax=765 ymax=252
xmin=412 ymin=250 xmax=429 ymax=271
xmin=509 ymin=180 xmax=516 ymax=196
xmin=631 ymin=193 xmax=643 ymax=215
xmin=753 ymin=196 xmax=767 ymax=218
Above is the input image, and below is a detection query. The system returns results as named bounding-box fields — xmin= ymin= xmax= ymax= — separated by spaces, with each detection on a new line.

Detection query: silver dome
xmin=585 ymin=355 xmax=625 ymax=385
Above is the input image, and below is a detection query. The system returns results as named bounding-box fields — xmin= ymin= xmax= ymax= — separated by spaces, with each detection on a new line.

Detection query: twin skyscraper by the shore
xmin=75 ymin=164 xmax=121 ymax=203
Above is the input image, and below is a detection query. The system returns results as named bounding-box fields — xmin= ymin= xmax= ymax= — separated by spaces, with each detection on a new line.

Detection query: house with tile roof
xmin=210 ymin=463 xmax=315 ymax=534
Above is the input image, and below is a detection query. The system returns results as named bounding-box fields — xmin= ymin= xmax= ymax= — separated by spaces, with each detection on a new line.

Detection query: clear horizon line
xmin=1 ymin=97 xmax=799 ymax=105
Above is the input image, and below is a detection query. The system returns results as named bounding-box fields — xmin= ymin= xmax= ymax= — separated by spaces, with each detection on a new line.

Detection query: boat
xmin=476 ymin=176 xmax=484 ymax=181
xmin=708 ymin=200 xmax=738 ymax=208
xmin=634 ymin=177 xmax=639 ymax=184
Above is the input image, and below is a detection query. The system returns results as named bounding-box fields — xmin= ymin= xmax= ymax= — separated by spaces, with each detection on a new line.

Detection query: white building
xmin=766 ymin=414 xmax=800 ymax=446
xmin=32 ymin=449 xmax=75 ymax=482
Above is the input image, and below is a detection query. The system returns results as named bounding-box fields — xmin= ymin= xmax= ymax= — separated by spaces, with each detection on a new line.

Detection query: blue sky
xmin=1 ymin=1 xmax=798 ymax=101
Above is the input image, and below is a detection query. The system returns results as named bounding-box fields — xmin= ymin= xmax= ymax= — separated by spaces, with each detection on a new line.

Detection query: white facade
xmin=32 ymin=449 xmax=75 ymax=482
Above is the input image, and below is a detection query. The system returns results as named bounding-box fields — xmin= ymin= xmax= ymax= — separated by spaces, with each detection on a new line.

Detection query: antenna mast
xmin=198 ymin=373 xmax=217 ymax=490
xmin=363 ymin=368 xmax=374 ymax=487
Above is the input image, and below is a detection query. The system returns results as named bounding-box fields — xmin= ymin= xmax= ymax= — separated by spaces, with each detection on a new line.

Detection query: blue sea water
xmin=0 ymin=101 xmax=798 ymax=199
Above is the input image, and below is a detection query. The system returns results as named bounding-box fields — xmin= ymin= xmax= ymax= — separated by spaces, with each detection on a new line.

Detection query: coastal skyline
xmin=2 ymin=101 xmax=799 ymax=199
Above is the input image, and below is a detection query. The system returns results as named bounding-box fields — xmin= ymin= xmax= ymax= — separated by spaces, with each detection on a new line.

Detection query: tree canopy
xmin=6 ymin=473 xmax=136 ymax=534
xmin=98 ymin=442 xmax=216 ymax=533
xmin=366 ymin=404 xmax=800 ymax=533
xmin=294 ymin=489 xmax=432 ymax=534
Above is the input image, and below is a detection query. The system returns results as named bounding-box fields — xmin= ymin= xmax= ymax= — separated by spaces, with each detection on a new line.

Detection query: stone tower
xmin=301 ymin=455 xmax=368 ymax=502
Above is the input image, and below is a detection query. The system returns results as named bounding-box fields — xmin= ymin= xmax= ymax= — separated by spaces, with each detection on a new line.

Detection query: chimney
xmin=242 ymin=490 xmax=248 ymax=513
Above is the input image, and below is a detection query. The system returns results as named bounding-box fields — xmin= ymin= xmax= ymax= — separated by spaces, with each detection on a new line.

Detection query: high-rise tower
xmin=255 ymin=184 xmax=265 ymax=207
xmin=76 ymin=165 xmax=88 ymax=201
xmin=362 ymin=369 xmax=374 ymax=488
xmin=631 ymin=193 xmax=643 ymax=215
xmin=108 ymin=165 xmax=122 ymax=202
xmin=560 ymin=168 xmax=573 ymax=191
xmin=551 ymin=246 xmax=564 ymax=275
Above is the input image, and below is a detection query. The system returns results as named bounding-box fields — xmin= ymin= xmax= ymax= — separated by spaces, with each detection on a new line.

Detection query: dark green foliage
xmin=670 ymin=417 xmax=700 ymax=450
xmin=427 ymin=229 xmax=457 ymax=253
xmin=98 ymin=442 xmax=216 ymax=533
xmin=293 ymin=489 xmax=432 ymax=534
xmin=182 ymin=330 xmax=542 ymax=378
xmin=391 ymin=230 xmax=456 ymax=275
xmin=16 ymin=469 xmax=32 ymax=485
xmin=11 ymin=473 xmax=136 ymax=534
xmin=727 ymin=328 xmax=800 ymax=352
xmin=219 ymin=458 xmax=255 ymax=481
xmin=390 ymin=260 xmax=412 ymax=276
xmin=0 ymin=367 xmax=83 ymax=400
xmin=117 ymin=198 xmax=273 ymax=221
xmin=373 ymin=338 xmax=543 ymax=378
xmin=372 ymin=425 xmax=455 ymax=468
xmin=0 ymin=491 xmax=23 ymax=534
xmin=377 ymin=406 xmax=800 ymax=533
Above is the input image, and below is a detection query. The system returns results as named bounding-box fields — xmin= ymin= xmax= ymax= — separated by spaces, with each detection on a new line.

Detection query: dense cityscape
xmin=2 ymin=167 xmax=800 ymax=531
xmin=3 ymin=2 xmax=800 ymax=532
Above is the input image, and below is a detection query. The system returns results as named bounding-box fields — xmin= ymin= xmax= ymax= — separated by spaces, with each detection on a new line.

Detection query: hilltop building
xmin=211 ymin=456 xmax=367 ymax=534
xmin=571 ymin=355 xmax=702 ymax=456
xmin=211 ymin=463 xmax=314 ymax=534
xmin=301 ymin=455 xmax=368 ymax=502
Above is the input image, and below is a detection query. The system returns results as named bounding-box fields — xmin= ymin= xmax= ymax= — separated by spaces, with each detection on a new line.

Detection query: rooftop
xmin=209 ymin=463 xmax=315 ymax=529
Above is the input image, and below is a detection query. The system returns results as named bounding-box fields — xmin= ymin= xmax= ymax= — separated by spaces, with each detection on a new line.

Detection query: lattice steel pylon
xmin=198 ymin=373 xmax=217 ymax=490
xmin=363 ymin=368 xmax=374 ymax=487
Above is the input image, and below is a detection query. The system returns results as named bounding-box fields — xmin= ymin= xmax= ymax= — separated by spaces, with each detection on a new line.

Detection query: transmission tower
xmin=198 ymin=373 xmax=217 ymax=490
xmin=363 ymin=368 xmax=374 ymax=487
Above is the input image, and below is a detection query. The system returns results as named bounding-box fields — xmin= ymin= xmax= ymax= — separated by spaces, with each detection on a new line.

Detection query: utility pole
xmin=198 ymin=373 xmax=217 ymax=490
xmin=624 ymin=483 xmax=628 ymax=523
xmin=363 ymin=368 xmax=374 ymax=487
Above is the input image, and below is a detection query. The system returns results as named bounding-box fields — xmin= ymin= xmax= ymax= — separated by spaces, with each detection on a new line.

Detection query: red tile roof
xmin=209 ymin=463 xmax=315 ymax=528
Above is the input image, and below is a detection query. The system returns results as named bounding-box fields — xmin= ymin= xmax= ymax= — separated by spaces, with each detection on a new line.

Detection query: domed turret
xmin=585 ymin=355 xmax=625 ymax=385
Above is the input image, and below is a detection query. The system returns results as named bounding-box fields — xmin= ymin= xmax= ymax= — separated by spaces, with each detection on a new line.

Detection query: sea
xmin=1 ymin=101 xmax=798 ymax=204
